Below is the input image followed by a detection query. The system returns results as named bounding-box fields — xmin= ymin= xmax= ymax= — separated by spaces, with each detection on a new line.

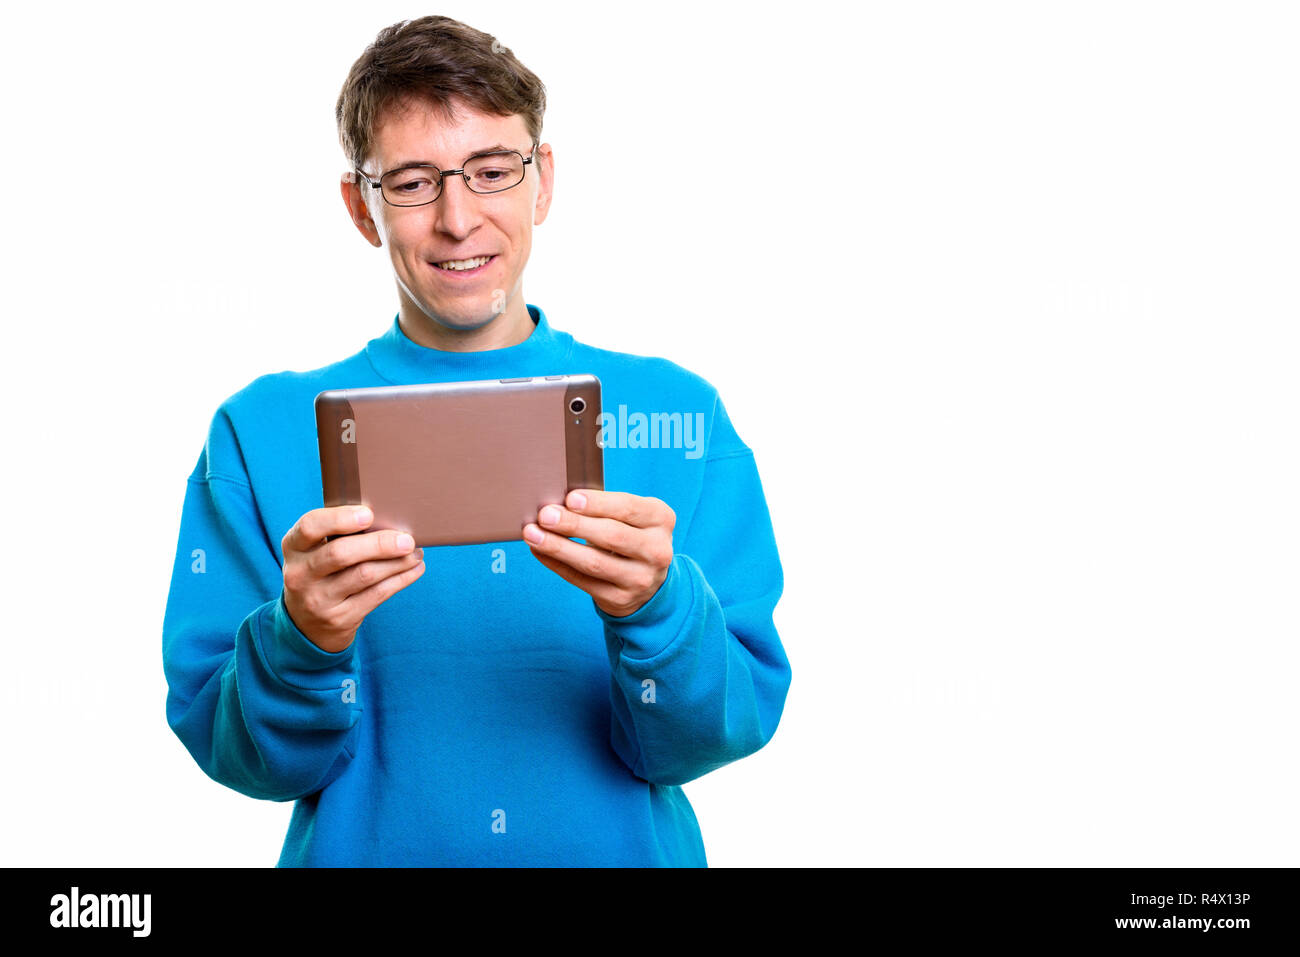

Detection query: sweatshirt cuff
xmin=258 ymin=592 xmax=357 ymax=685
xmin=592 ymin=554 xmax=696 ymax=660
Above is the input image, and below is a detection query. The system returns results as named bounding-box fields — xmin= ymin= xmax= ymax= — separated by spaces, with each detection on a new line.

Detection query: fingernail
xmin=539 ymin=505 xmax=561 ymax=526
xmin=355 ymin=507 xmax=372 ymax=526
xmin=523 ymin=525 xmax=544 ymax=544
xmin=396 ymin=533 xmax=414 ymax=551
xmin=569 ymin=491 xmax=587 ymax=510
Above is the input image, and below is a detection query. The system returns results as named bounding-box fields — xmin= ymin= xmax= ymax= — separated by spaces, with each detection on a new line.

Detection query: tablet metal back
xmin=315 ymin=374 xmax=604 ymax=547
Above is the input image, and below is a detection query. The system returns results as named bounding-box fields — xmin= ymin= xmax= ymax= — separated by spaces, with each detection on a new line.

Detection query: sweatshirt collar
xmin=365 ymin=304 xmax=575 ymax=384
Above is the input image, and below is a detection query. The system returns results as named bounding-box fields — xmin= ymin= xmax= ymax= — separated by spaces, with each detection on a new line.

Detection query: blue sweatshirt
xmin=162 ymin=305 xmax=791 ymax=866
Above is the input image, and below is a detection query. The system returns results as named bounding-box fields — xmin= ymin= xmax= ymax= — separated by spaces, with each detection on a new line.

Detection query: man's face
xmin=346 ymin=96 xmax=553 ymax=335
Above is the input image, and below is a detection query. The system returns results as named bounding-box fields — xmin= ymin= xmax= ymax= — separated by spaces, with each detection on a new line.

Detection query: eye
xmin=383 ymin=169 xmax=439 ymax=195
xmin=464 ymin=152 xmax=524 ymax=191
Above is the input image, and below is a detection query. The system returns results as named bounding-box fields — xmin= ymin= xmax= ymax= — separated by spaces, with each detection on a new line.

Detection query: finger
xmin=308 ymin=526 xmax=418 ymax=580
xmin=528 ymin=546 xmax=626 ymax=608
xmin=535 ymin=504 xmax=671 ymax=564
xmin=335 ymin=556 xmax=427 ymax=625
xmin=523 ymin=523 xmax=644 ymax=586
xmin=323 ymin=547 xmax=425 ymax=604
xmin=283 ymin=505 xmax=373 ymax=557
xmin=564 ymin=489 xmax=675 ymax=532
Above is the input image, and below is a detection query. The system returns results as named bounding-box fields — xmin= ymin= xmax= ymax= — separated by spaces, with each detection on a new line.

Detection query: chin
xmin=423 ymin=302 xmax=503 ymax=333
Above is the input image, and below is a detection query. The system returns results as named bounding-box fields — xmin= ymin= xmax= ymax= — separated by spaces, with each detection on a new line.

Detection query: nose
xmin=432 ymin=173 xmax=481 ymax=240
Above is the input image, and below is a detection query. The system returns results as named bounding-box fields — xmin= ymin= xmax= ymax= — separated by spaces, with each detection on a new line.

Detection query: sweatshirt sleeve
xmin=162 ymin=403 xmax=362 ymax=802
xmin=594 ymin=394 xmax=792 ymax=786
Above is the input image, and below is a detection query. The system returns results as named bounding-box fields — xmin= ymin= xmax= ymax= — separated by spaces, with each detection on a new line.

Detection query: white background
xmin=3 ymin=0 xmax=1297 ymax=867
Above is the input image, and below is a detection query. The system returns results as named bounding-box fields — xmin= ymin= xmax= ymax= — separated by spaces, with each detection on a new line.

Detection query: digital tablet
xmin=315 ymin=374 xmax=604 ymax=547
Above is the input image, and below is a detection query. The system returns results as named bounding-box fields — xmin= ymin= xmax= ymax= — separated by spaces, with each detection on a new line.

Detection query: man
xmin=162 ymin=15 xmax=791 ymax=867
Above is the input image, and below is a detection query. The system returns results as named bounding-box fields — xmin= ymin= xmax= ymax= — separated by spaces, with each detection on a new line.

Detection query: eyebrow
xmin=384 ymin=144 xmax=518 ymax=173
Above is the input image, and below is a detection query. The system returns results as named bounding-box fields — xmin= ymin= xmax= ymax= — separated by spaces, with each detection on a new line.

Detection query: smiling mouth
xmin=432 ymin=255 xmax=495 ymax=271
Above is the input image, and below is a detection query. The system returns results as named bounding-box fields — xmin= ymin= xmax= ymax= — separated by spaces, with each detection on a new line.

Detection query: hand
xmin=281 ymin=505 xmax=425 ymax=653
xmin=523 ymin=489 xmax=675 ymax=618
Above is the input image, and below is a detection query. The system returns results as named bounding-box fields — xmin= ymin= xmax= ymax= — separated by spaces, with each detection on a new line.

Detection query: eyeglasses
xmin=356 ymin=145 xmax=537 ymax=207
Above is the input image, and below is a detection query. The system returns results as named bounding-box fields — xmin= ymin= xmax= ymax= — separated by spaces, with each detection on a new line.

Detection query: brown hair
xmin=335 ymin=16 xmax=547 ymax=173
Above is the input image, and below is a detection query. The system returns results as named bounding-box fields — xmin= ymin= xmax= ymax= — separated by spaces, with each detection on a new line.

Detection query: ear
xmin=532 ymin=143 xmax=555 ymax=226
xmin=341 ymin=171 xmax=383 ymax=247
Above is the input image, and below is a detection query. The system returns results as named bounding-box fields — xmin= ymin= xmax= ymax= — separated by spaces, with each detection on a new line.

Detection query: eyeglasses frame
xmin=354 ymin=144 xmax=539 ymax=208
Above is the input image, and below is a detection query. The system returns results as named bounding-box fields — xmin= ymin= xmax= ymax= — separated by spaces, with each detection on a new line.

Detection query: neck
xmin=397 ymin=292 xmax=535 ymax=353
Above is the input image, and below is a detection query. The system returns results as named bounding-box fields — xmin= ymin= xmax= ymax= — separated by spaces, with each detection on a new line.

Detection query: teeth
xmin=435 ymin=256 xmax=491 ymax=271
